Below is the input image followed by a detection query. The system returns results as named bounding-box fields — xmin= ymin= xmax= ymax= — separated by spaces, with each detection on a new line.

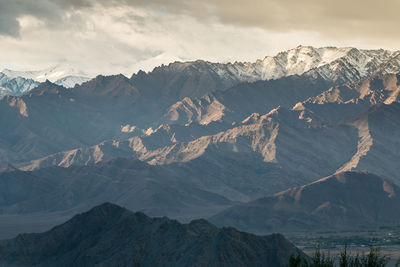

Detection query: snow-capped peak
xmin=254 ymin=46 xmax=396 ymax=82
xmin=149 ymin=46 xmax=399 ymax=88
xmin=1 ymin=63 xmax=93 ymax=92
xmin=2 ymin=63 xmax=90 ymax=83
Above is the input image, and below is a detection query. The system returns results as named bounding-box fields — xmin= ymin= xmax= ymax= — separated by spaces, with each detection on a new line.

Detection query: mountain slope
xmin=0 ymin=203 xmax=304 ymax=267
xmin=337 ymin=102 xmax=400 ymax=181
xmin=211 ymin=171 xmax=400 ymax=234
xmin=0 ymin=158 xmax=234 ymax=221
xmin=161 ymin=75 xmax=332 ymax=126
xmin=0 ymin=77 xmax=145 ymax=165
xmin=164 ymin=72 xmax=400 ymax=127
xmin=288 ymin=73 xmax=400 ymax=126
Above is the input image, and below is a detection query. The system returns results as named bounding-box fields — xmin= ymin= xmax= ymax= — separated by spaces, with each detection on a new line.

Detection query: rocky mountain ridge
xmin=3 ymin=46 xmax=399 ymax=100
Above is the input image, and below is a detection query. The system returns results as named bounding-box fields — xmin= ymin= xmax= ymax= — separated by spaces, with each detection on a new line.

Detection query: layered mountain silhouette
xmin=211 ymin=171 xmax=400 ymax=233
xmin=163 ymin=72 xmax=400 ymax=126
xmin=0 ymin=158 xmax=234 ymax=221
xmin=0 ymin=73 xmax=331 ymax=166
xmin=0 ymin=203 xmax=305 ymax=267
xmin=14 ymin=75 xmax=400 ymax=186
xmin=2 ymin=46 xmax=400 ymax=239
xmin=1 ymin=46 xmax=400 ymax=168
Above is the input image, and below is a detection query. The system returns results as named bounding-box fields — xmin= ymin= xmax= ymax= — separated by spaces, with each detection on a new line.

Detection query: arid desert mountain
xmin=0 ymin=203 xmax=305 ymax=267
xmin=211 ymin=171 xmax=400 ymax=234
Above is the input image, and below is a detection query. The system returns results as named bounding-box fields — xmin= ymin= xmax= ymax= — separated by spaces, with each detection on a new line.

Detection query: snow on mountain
xmin=240 ymin=46 xmax=397 ymax=83
xmin=153 ymin=46 xmax=399 ymax=88
xmin=0 ymin=64 xmax=92 ymax=97
xmin=2 ymin=46 xmax=399 ymax=100
xmin=0 ymin=72 xmax=39 ymax=99
xmin=55 ymin=75 xmax=91 ymax=88
xmin=2 ymin=64 xmax=90 ymax=83
xmin=142 ymin=46 xmax=400 ymax=126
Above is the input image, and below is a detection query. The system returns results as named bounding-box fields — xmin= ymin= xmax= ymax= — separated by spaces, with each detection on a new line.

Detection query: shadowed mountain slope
xmin=0 ymin=203 xmax=305 ymax=267
xmin=211 ymin=171 xmax=400 ymax=234
xmin=0 ymin=158 xmax=235 ymax=221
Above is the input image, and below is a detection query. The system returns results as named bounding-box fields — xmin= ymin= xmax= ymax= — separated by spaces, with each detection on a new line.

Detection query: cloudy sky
xmin=0 ymin=0 xmax=399 ymax=76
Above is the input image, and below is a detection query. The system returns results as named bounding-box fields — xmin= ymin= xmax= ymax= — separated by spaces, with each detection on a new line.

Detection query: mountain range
xmin=13 ymin=75 xmax=400 ymax=187
xmin=1 ymin=45 xmax=400 ymax=242
xmin=2 ymin=46 xmax=400 ymax=100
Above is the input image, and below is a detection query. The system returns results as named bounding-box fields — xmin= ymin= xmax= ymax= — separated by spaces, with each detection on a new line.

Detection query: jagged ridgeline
xmin=0 ymin=203 xmax=305 ymax=267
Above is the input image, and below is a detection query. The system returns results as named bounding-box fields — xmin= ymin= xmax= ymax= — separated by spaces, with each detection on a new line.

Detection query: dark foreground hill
xmin=0 ymin=203 xmax=304 ymax=267
xmin=211 ymin=171 xmax=400 ymax=234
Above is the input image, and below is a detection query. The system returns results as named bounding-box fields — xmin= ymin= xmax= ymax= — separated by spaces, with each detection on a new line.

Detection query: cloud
xmin=0 ymin=3 xmax=324 ymax=75
xmin=118 ymin=0 xmax=400 ymax=45
xmin=0 ymin=14 xmax=20 ymax=37
xmin=0 ymin=0 xmax=68 ymax=36
xmin=0 ymin=0 xmax=398 ymax=75
xmin=1 ymin=0 xmax=399 ymax=47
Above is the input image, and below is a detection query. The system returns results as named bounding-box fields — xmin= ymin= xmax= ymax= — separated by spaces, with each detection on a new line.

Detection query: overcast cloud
xmin=0 ymin=0 xmax=398 ymax=76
